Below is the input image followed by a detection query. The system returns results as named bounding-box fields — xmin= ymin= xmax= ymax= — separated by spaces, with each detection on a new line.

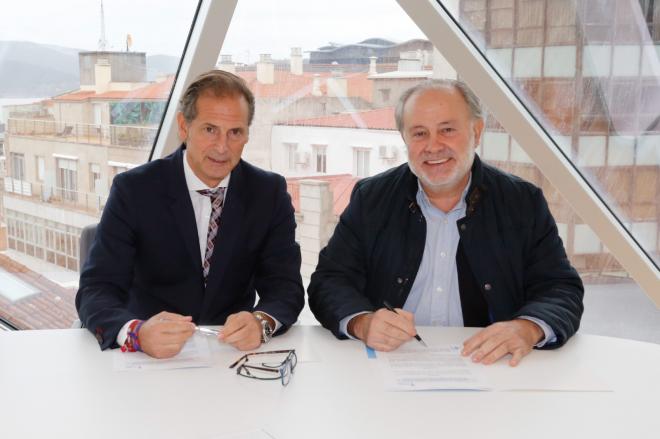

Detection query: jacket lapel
xmin=167 ymin=146 xmax=203 ymax=274
xmin=201 ymin=161 xmax=246 ymax=311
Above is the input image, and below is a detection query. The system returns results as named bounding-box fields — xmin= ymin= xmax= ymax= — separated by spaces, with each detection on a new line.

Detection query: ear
xmin=176 ymin=112 xmax=189 ymax=142
xmin=472 ymin=118 xmax=485 ymax=146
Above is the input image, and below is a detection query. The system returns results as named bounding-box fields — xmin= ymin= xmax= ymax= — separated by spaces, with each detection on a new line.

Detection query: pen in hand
xmin=382 ymin=301 xmax=428 ymax=348
xmin=195 ymin=326 xmax=221 ymax=336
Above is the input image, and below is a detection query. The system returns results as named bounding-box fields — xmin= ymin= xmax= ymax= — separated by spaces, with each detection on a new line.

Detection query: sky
xmin=1 ymin=0 xmax=427 ymax=62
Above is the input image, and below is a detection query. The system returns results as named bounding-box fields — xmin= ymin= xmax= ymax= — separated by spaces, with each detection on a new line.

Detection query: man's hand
xmin=348 ymin=308 xmax=417 ymax=351
xmin=462 ymin=319 xmax=544 ymax=367
xmin=219 ymin=311 xmax=263 ymax=351
xmin=138 ymin=311 xmax=196 ymax=359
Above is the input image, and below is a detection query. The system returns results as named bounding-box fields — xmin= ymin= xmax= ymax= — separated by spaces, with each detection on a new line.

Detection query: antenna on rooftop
xmin=98 ymin=0 xmax=108 ymax=51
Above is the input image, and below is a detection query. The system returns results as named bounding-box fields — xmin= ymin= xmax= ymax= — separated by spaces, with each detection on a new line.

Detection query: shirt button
xmin=443 ymin=219 xmax=448 ymax=225
xmin=483 ymin=283 xmax=492 ymax=291
xmin=440 ymin=251 xmax=446 ymax=258
xmin=436 ymin=287 xmax=443 ymax=293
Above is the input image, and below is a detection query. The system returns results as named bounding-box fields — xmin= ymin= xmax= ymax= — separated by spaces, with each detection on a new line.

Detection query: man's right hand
xmin=138 ymin=311 xmax=196 ymax=359
xmin=347 ymin=308 xmax=417 ymax=351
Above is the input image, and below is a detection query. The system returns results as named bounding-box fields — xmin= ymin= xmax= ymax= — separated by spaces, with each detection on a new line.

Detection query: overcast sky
xmin=2 ymin=0 xmax=426 ymax=62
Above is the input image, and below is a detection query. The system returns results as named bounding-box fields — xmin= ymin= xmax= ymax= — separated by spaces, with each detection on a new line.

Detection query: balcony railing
xmin=2 ymin=178 xmax=106 ymax=214
xmin=3 ymin=177 xmax=32 ymax=196
xmin=7 ymin=118 xmax=157 ymax=149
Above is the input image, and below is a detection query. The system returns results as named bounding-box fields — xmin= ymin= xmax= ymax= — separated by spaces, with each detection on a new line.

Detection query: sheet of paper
xmin=376 ymin=344 xmax=490 ymax=391
xmin=113 ymin=334 xmax=212 ymax=371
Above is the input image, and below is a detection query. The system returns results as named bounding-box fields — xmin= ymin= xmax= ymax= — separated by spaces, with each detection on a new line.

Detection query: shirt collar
xmin=183 ymin=150 xmax=231 ymax=192
xmin=417 ymin=173 xmax=472 ymax=214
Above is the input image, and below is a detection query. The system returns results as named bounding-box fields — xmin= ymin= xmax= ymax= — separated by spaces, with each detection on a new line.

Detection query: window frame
xmin=396 ymin=0 xmax=659 ymax=303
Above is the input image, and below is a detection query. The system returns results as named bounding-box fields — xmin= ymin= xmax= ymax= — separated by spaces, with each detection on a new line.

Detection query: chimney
xmin=312 ymin=74 xmax=322 ymax=96
xmin=257 ymin=53 xmax=275 ymax=84
xmin=326 ymin=67 xmax=347 ymax=98
xmin=290 ymin=47 xmax=303 ymax=75
xmin=368 ymin=56 xmax=378 ymax=75
xmin=94 ymin=58 xmax=112 ymax=93
xmin=398 ymin=51 xmax=423 ymax=72
xmin=218 ymin=54 xmax=235 ymax=74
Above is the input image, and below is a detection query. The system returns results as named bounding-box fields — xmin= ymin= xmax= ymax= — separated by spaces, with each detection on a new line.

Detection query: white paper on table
xmin=113 ymin=333 xmax=212 ymax=371
xmin=376 ymin=344 xmax=490 ymax=391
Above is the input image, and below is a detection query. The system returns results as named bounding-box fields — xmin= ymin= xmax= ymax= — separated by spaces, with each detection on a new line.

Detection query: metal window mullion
xmin=397 ymin=0 xmax=659 ymax=304
xmin=152 ymin=0 xmax=239 ymax=160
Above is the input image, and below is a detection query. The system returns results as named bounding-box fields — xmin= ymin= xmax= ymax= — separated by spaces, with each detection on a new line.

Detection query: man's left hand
xmin=461 ymin=319 xmax=544 ymax=367
xmin=219 ymin=311 xmax=262 ymax=351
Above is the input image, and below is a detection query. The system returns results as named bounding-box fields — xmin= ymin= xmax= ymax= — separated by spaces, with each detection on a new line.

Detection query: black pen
xmin=382 ymin=300 xmax=428 ymax=347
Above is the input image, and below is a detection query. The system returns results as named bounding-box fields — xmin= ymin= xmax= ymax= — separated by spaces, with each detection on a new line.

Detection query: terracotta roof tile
xmin=52 ymin=91 xmax=97 ymax=102
xmin=0 ymin=254 xmax=77 ymax=330
xmin=280 ymin=107 xmax=396 ymax=130
xmin=50 ymin=71 xmax=372 ymax=104
xmin=237 ymin=71 xmax=372 ymax=102
xmin=52 ymin=76 xmax=175 ymax=102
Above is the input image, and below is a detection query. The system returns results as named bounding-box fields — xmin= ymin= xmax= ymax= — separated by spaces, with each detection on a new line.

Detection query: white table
xmin=2 ymin=326 xmax=659 ymax=439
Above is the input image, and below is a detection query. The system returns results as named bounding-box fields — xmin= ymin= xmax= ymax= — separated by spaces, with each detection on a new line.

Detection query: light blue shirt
xmin=402 ymin=179 xmax=469 ymax=326
xmin=340 ymin=176 xmax=556 ymax=348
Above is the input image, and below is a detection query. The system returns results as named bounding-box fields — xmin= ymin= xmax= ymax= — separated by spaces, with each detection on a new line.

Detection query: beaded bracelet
xmin=120 ymin=319 xmax=144 ymax=352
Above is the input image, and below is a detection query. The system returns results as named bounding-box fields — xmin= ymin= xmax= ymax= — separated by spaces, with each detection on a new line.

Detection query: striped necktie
xmin=197 ymin=187 xmax=226 ymax=285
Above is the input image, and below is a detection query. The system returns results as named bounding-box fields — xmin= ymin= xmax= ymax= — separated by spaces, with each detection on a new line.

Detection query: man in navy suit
xmin=76 ymin=70 xmax=304 ymax=358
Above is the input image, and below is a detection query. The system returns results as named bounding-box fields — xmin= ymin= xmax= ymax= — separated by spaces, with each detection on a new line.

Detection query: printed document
xmin=113 ymin=334 xmax=212 ymax=371
xmin=376 ymin=344 xmax=490 ymax=391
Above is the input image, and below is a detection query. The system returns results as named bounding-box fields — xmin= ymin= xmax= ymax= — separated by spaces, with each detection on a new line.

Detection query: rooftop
xmin=52 ymin=76 xmax=175 ymax=102
xmin=0 ymin=253 xmax=77 ymax=330
xmin=279 ymin=107 xmax=396 ymax=130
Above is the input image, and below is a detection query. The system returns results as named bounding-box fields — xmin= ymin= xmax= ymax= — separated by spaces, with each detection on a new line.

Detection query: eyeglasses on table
xmin=229 ymin=349 xmax=297 ymax=386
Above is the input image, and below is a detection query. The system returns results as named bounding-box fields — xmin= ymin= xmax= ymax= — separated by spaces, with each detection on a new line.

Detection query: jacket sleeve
xmin=75 ymin=174 xmax=139 ymax=350
xmin=513 ymin=187 xmax=584 ymax=349
xmin=307 ymin=184 xmax=377 ymax=339
xmin=252 ymin=175 xmax=305 ymax=331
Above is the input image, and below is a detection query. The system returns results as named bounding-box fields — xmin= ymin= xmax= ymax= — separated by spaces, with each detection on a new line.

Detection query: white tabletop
xmin=1 ymin=325 xmax=660 ymax=439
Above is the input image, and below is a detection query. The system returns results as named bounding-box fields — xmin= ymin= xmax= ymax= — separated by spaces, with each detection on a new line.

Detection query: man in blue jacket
xmin=308 ymin=79 xmax=583 ymax=366
xmin=77 ymin=71 xmax=304 ymax=358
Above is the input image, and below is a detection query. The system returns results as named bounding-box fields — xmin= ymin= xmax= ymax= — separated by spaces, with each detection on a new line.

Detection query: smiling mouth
xmin=425 ymin=158 xmax=451 ymax=165
xmin=208 ymin=157 xmax=228 ymax=165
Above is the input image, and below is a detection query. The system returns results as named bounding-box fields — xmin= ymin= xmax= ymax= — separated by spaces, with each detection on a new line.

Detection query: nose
xmin=211 ymin=132 xmax=229 ymax=153
xmin=426 ymin=132 xmax=446 ymax=152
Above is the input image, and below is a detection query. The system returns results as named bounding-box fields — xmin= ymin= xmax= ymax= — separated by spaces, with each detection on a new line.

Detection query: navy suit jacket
xmin=76 ymin=146 xmax=304 ymax=349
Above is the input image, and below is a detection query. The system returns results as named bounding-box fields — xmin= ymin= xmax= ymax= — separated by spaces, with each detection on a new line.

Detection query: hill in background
xmin=0 ymin=41 xmax=180 ymax=98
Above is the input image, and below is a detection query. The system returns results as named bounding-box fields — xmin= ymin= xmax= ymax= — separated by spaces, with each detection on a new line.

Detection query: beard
xmin=407 ymin=146 xmax=475 ymax=195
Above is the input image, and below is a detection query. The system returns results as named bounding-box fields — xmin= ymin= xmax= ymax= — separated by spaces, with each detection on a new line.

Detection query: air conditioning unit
xmin=295 ymin=151 xmax=310 ymax=166
xmin=379 ymin=145 xmax=398 ymax=160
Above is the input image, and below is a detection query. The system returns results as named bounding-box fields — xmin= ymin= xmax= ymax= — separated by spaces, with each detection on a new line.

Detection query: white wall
xmin=271 ymin=124 xmax=406 ymax=177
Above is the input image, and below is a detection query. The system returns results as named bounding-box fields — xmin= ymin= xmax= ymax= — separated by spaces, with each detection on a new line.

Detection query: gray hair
xmin=394 ymin=79 xmax=483 ymax=133
xmin=179 ymin=70 xmax=255 ymax=126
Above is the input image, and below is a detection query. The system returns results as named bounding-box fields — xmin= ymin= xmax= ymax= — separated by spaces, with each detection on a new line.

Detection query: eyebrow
xmin=408 ymin=120 xmax=456 ymax=130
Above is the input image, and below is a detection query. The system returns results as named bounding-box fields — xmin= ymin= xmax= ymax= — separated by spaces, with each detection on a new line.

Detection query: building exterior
xmin=309 ymin=38 xmax=433 ymax=65
xmin=272 ymin=108 xmax=405 ymax=178
xmin=220 ymin=51 xmax=374 ymax=169
xmin=457 ymin=0 xmax=660 ymax=273
xmin=3 ymin=51 xmax=162 ymax=271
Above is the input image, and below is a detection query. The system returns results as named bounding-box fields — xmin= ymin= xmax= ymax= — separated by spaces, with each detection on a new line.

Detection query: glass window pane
xmin=0 ymin=1 xmax=198 ymax=329
xmin=448 ymin=0 xmax=660 ymax=342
